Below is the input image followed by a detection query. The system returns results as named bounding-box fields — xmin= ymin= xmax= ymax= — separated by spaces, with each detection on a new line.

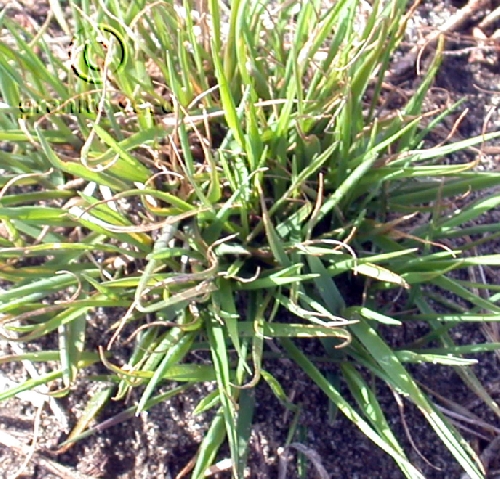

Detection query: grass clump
xmin=1 ymin=0 xmax=500 ymax=478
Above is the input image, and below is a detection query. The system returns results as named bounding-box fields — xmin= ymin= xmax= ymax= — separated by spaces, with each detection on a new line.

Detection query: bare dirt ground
xmin=2 ymin=1 xmax=500 ymax=478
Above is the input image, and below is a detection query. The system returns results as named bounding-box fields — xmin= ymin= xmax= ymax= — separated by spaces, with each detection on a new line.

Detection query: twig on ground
xmin=278 ymin=443 xmax=329 ymax=479
xmin=0 ymin=429 xmax=98 ymax=479
xmin=388 ymin=0 xmax=492 ymax=78
xmin=460 ymin=435 xmax=500 ymax=479
xmin=7 ymin=404 xmax=43 ymax=479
